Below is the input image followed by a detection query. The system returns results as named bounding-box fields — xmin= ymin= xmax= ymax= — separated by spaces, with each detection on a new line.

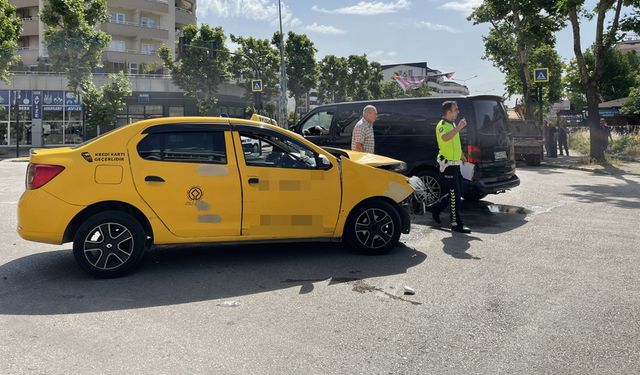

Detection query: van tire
xmin=72 ymin=211 xmax=147 ymax=278
xmin=414 ymin=169 xmax=443 ymax=211
xmin=344 ymin=200 xmax=402 ymax=255
xmin=525 ymin=154 xmax=541 ymax=166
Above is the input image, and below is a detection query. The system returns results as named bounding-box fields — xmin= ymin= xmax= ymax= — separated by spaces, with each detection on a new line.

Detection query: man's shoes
xmin=431 ymin=211 xmax=441 ymax=225
xmin=451 ymin=225 xmax=471 ymax=233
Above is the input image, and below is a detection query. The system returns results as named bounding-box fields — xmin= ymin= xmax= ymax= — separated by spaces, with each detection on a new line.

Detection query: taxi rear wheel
xmin=72 ymin=211 xmax=147 ymax=278
xmin=345 ymin=200 xmax=402 ymax=255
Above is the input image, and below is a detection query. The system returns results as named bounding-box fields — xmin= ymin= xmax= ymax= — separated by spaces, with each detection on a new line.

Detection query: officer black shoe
xmin=431 ymin=211 xmax=441 ymax=225
xmin=451 ymin=225 xmax=471 ymax=233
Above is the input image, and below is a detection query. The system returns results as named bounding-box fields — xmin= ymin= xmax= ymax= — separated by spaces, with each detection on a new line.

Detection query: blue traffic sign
xmin=251 ymin=79 xmax=263 ymax=92
xmin=533 ymin=68 xmax=549 ymax=83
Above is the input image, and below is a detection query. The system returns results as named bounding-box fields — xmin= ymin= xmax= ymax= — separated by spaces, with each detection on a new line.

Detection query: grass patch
xmin=568 ymin=129 xmax=640 ymax=162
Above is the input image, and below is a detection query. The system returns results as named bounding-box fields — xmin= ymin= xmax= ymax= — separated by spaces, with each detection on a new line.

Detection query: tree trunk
xmin=511 ymin=1 xmax=533 ymax=120
xmin=585 ymin=80 xmax=605 ymax=161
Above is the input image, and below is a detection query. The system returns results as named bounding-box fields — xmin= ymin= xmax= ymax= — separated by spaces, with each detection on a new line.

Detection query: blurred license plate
xmin=494 ymin=151 xmax=507 ymax=160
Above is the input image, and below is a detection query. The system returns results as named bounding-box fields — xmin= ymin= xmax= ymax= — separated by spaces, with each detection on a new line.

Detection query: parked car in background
xmin=506 ymin=108 xmax=544 ymax=166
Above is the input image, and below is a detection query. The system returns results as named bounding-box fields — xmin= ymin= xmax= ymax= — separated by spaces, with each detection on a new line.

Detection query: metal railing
xmin=108 ymin=20 xmax=168 ymax=31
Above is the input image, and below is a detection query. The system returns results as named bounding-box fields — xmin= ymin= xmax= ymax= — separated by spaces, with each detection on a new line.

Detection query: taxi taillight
xmin=26 ymin=163 xmax=65 ymax=190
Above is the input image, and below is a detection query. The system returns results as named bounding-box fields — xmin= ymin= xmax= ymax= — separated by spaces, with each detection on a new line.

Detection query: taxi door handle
xmin=145 ymin=175 xmax=165 ymax=183
xmin=248 ymin=177 xmax=259 ymax=184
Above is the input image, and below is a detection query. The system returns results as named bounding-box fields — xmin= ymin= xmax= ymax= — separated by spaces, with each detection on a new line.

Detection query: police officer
xmin=431 ymin=101 xmax=471 ymax=234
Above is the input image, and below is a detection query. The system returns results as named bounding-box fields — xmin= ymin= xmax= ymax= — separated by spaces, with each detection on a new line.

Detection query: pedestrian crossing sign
xmin=251 ymin=79 xmax=263 ymax=92
xmin=533 ymin=68 xmax=549 ymax=83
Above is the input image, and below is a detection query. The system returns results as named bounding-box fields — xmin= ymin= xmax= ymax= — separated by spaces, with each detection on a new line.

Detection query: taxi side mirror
xmin=317 ymin=154 xmax=332 ymax=170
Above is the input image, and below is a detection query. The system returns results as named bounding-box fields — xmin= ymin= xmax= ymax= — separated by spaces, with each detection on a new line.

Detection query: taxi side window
xmin=239 ymin=131 xmax=318 ymax=169
xmin=137 ymin=131 xmax=227 ymax=164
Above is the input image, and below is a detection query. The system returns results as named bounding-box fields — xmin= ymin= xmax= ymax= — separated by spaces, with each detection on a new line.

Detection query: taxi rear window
xmin=137 ymin=131 xmax=227 ymax=164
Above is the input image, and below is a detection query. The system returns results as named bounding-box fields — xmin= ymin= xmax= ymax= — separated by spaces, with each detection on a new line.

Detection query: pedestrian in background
xmin=431 ymin=101 xmax=471 ymax=234
xmin=599 ymin=118 xmax=613 ymax=151
xmin=351 ymin=105 xmax=377 ymax=153
xmin=557 ymin=125 xmax=569 ymax=156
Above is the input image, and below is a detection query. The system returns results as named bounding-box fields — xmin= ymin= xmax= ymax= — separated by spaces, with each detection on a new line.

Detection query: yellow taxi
xmin=18 ymin=116 xmax=425 ymax=278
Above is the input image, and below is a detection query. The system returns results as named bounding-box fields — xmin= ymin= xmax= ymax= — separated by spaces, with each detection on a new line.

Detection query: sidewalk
xmin=539 ymin=151 xmax=640 ymax=176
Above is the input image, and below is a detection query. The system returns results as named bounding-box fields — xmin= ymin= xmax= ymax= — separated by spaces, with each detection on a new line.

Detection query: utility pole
xmin=277 ymin=0 xmax=288 ymax=128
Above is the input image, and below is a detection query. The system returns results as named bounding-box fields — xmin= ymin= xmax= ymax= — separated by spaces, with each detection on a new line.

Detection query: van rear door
xmin=469 ymin=99 xmax=516 ymax=180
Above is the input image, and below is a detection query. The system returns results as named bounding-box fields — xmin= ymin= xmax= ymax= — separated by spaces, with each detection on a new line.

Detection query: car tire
xmin=462 ymin=189 xmax=487 ymax=202
xmin=344 ymin=200 xmax=402 ymax=255
xmin=525 ymin=154 xmax=541 ymax=166
xmin=73 ymin=210 xmax=147 ymax=278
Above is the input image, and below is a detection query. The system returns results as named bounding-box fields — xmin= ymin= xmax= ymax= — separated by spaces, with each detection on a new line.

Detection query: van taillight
xmin=467 ymin=145 xmax=481 ymax=163
xmin=26 ymin=164 xmax=65 ymax=190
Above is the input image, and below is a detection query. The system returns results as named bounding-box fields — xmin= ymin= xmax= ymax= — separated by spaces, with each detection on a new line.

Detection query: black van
xmin=292 ymin=95 xmax=520 ymax=205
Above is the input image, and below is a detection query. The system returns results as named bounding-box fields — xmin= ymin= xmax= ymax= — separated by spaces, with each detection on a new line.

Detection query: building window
xmin=109 ymin=40 xmax=126 ymax=52
xmin=141 ymin=17 xmax=157 ymax=28
xmin=141 ymin=43 xmax=155 ymax=55
xmin=111 ymin=12 xmax=126 ymax=24
xmin=169 ymin=106 xmax=184 ymax=117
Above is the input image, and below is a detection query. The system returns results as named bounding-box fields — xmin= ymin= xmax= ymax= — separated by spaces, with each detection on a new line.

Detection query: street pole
xmin=14 ymin=90 xmax=20 ymax=158
xmin=277 ymin=0 xmax=287 ymax=128
xmin=538 ymin=84 xmax=543 ymax=127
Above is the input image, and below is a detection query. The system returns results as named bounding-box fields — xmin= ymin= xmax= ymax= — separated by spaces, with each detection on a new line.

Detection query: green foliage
xmin=368 ymin=62 xmax=384 ymax=100
xmin=565 ymin=49 xmax=640 ymax=110
xmin=347 ymin=54 xmax=371 ymax=101
xmin=229 ymin=35 xmax=280 ymax=103
xmin=0 ymin=0 xmax=22 ymax=82
xmin=379 ymin=80 xmax=432 ymax=99
xmin=469 ymin=0 xmax=564 ymax=119
xmin=41 ymin=0 xmax=111 ymax=92
xmin=622 ymin=74 xmax=640 ymax=115
xmin=317 ymin=55 xmax=348 ymax=103
xmin=83 ymin=72 xmax=132 ymax=136
xmin=282 ymin=32 xmax=318 ymax=112
xmin=159 ymin=24 xmax=230 ymax=115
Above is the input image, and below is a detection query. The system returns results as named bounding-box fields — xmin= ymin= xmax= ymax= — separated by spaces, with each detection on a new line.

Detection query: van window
xmin=473 ymin=100 xmax=510 ymax=135
xmin=334 ymin=107 xmax=361 ymax=137
xmin=300 ymin=109 xmax=334 ymax=136
xmin=374 ymin=101 xmax=442 ymax=136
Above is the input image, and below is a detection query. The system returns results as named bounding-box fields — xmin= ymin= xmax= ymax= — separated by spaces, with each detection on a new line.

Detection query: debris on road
xmin=217 ymin=300 xmax=241 ymax=307
xmin=404 ymin=286 xmax=416 ymax=295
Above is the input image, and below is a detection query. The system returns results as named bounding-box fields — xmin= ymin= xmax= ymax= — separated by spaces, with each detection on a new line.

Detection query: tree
xmin=561 ymin=0 xmax=640 ymax=161
xmin=368 ymin=62 xmax=384 ymax=100
xmin=317 ymin=55 xmax=349 ymax=104
xmin=347 ymin=54 xmax=372 ymax=101
xmin=529 ymin=44 xmax=564 ymax=112
xmin=159 ymin=24 xmax=230 ymax=115
xmin=83 ymin=72 xmax=132 ymax=137
xmin=40 ymin=0 xmax=111 ymax=92
xmin=281 ymin=32 xmax=317 ymax=114
xmin=0 ymin=0 xmax=22 ymax=82
xmin=469 ymin=0 xmax=564 ymax=120
xmin=229 ymin=34 xmax=279 ymax=107
xmin=378 ymin=80 xmax=431 ymax=99
xmin=622 ymin=73 xmax=640 ymax=115
xmin=565 ymin=48 xmax=640 ymax=110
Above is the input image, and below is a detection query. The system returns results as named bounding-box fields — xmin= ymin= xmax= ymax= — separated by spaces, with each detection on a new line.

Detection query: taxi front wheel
xmin=345 ymin=200 xmax=402 ymax=255
xmin=72 ymin=211 xmax=147 ymax=278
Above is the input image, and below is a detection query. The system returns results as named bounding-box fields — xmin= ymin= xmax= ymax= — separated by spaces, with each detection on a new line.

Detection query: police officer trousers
xmin=433 ymin=165 xmax=463 ymax=226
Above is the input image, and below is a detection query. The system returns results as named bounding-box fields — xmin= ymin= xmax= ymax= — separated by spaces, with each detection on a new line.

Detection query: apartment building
xmin=11 ymin=0 xmax=196 ymax=72
xmin=1 ymin=0 xmax=245 ymax=149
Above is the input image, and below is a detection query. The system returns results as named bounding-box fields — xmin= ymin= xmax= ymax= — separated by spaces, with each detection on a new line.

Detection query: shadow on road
xmin=441 ymin=234 xmax=483 ymax=260
xmin=412 ymin=200 xmax=530 ymax=235
xmin=0 ymin=242 xmax=426 ymax=315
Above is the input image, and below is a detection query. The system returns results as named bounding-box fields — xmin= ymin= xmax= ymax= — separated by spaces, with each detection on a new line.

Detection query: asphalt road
xmin=1 ymin=161 xmax=639 ymax=374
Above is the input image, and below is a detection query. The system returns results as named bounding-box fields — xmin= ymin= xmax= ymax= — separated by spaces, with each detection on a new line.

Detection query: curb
xmin=539 ymin=162 xmax=611 ymax=175
xmin=0 ymin=157 xmax=29 ymax=163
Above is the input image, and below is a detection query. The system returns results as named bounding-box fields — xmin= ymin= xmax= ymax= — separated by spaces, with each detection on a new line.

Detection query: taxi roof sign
xmin=251 ymin=79 xmax=263 ymax=92
xmin=533 ymin=68 xmax=549 ymax=83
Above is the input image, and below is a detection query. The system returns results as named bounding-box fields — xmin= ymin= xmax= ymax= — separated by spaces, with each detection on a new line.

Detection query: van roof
xmin=311 ymin=95 xmax=505 ymax=109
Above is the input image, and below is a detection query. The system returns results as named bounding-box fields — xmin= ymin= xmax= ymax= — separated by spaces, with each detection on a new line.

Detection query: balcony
xmin=104 ymin=50 xmax=163 ymax=65
xmin=21 ymin=17 xmax=39 ymax=36
xmin=17 ymin=48 xmax=39 ymax=66
xmin=109 ymin=0 xmax=169 ymax=13
xmin=13 ymin=0 xmax=39 ymax=7
xmin=103 ymin=21 xmax=169 ymax=41
xmin=175 ymin=7 xmax=196 ymax=25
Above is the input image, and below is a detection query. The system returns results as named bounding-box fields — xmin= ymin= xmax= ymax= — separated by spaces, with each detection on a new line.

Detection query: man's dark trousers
xmin=432 ymin=165 xmax=463 ymax=226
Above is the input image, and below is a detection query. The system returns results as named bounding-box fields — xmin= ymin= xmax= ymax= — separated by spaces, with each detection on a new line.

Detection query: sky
xmin=194 ymin=0 xmax=629 ymax=105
